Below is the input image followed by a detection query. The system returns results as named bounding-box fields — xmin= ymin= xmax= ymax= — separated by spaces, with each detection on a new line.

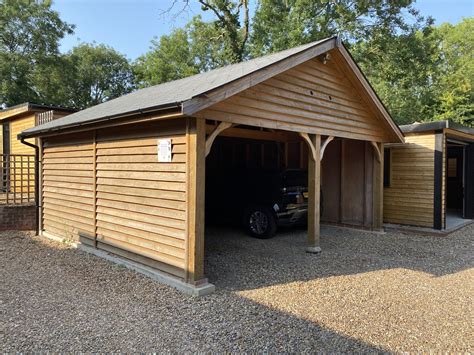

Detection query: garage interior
xmin=446 ymin=137 xmax=473 ymax=228
xmin=204 ymin=120 xmax=380 ymax=235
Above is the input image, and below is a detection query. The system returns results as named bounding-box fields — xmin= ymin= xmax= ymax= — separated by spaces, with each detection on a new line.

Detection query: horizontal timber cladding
xmin=95 ymin=119 xmax=187 ymax=278
xmin=383 ymin=133 xmax=436 ymax=228
xmin=10 ymin=114 xmax=36 ymax=155
xmin=41 ymin=119 xmax=188 ymax=279
xmin=42 ymin=132 xmax=95 ymax=240
xmin=195 ymin=49 xmax=392 ymax=143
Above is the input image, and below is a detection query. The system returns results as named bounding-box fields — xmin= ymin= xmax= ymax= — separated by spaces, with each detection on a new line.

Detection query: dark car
xmin=206 ymin=168 xmax=315 ymax=238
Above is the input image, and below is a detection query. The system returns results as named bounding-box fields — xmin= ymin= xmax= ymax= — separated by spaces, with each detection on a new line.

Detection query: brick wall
xmin=0 ymin=204 xmax=36 ymax=231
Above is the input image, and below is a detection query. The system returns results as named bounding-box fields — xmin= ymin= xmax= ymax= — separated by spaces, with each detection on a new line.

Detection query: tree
xmin=134 ymin=27 xmax=199 ymax=88
xmin=249 ymin=0 xmax=428 ymax=57
xmin=134 ymin=15 xmax=231 ymax=88
xmin=353 ymin=18 xmax=473 ymax=125
xmin=352 ymin=27 xmax=440 ymax=125
xmin=167 ymin=0 xmax=250 ymax=63
xmin=62 ymin=43 xmax=135 ymax=109
xmin=0 ymin=0 xmax=74 ymax=106
xmin=196 ymin=0 xmax=250 ymax=63
xmin=432 ymin=18 xmax=473 ymax=125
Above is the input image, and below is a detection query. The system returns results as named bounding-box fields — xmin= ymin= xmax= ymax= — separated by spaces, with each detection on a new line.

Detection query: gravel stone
xmin=1 ymin=224 xmax=472 ymax=352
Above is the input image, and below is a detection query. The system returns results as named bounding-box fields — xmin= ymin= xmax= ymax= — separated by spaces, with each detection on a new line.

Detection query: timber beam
xmin=205 ymin=124 xmax=291 ymax=142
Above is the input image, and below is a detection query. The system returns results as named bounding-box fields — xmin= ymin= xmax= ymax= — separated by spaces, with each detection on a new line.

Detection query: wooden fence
xmin=0 ymin=154 xmax=36 ymax=205
xmin=36 ymin=110 xmax=55 ymax=126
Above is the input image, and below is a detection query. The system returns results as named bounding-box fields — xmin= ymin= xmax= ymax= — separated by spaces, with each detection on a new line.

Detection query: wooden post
xmin=92 ymin=130 xmax=97 ymax=246
xmin=307 ymin=134 xmax=322 ymax=253
xmin=372 ymin=142 xmax=384 ymax=230
xmin=186 ymin=117 xmax=207 ymax=285
xmin=38 ymin=137 xmax=43 ymax=234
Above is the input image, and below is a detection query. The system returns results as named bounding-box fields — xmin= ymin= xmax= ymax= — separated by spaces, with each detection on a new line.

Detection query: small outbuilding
xmin=1 ymin=102 xmax=75 ymax=156
xmin=1 ymin=103 xmax=75 ymax=200
xmin=19 ymin=36 xmax=403 ymax=294
xmin=384 ymin=121 xmax=474 ymax=230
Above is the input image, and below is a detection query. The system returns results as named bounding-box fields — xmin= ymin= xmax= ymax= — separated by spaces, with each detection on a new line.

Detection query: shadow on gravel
xmin=204 ymin=223 xmax=474 ymax=292
xmin=1 ymin=231 xmax=385 ymax=352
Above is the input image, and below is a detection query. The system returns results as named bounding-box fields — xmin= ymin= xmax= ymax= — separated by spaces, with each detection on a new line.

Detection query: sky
xmin=53 ymin=0 xmax=474 ymax=61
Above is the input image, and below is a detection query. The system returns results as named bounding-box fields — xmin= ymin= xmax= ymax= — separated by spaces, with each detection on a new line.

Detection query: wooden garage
xmin=19 ymin=36 xmax=403 ymax=294
xmin=384 ymin=121 xmax=474 ymax=230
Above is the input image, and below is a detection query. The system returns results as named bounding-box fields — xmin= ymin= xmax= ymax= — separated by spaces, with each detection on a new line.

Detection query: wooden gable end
xmin=194 ymin=49 xmax=393 ymax=142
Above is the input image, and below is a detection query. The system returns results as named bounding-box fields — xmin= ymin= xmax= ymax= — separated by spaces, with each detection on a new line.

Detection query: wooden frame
xmin=299 ymin=132 xmax=317 ymax=162
xmin=22 ymin=34 xmax=413 ymax=291
xmin=306 ymin=134 xmax=322 ymax=252
xmin=433 ymin=132 xmax=444 ymax=230
xmin=183 ymin=38 xmax=338 ymax=115
xmin=370 ymin=141 xmax=382 ymax=162
xmin=372 ymin=141 xmax=384 ymax=230
xmin=320 ymin=136 xmax=334 ymax=161
xmin=185 ymin=117 xmax=207 ymax=284
xmin=205 ymin=121 xmax=233 ymax=157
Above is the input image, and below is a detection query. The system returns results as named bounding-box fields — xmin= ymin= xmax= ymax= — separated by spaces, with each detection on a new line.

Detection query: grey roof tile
xmin=21 ymin=38 xmax=332 ymax=136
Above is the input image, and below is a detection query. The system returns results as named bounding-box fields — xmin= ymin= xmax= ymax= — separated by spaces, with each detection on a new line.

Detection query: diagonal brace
xmin=205 ymin=121 xmax=233 ymax=157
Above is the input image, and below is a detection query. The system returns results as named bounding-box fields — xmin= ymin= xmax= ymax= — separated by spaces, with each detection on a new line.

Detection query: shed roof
xmin=401 ymin=121 xmax=474 ymax=135
xmin=0 ymin=102 xmax=76 ymax=121
xmin=20 ymin=36 xmax=403 ymax=142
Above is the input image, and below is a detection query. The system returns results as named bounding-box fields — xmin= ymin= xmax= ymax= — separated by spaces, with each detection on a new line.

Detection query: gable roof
xmin=20 ymin=36 xmax=403 ymax=142
xmin=0 ymin=102 xmax=76 ymax=121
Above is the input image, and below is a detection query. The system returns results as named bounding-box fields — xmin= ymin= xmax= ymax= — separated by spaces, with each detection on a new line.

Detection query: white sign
xmin=157 ymin=139 xmax=172 ymax=162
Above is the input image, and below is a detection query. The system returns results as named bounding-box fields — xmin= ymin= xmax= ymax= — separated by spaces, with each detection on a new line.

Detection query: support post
xmin=372 ymin=142 xmax=384 ymax=231
xmin=433 ymin=133 xmax=444 ymax=230
xmin=307 ymin=134 xmax=322 ymax=253
xmin=186 ymin=117 xmax=207 ymax=285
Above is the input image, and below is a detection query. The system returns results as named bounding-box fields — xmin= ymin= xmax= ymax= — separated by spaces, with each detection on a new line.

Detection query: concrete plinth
xmin=306 ymin=246 xmax=322 ymax=254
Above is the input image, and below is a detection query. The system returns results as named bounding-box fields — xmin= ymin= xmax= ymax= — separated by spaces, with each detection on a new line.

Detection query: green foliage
xmin=133 ymin=15 xmax=233 ymax=87
xmin=64 ymin=43 xmax=135 ymax=109
xmin=0 ymin=0 xmax=74 ymax=106
xmin=352 ymin=27 xmax=440 ymax=125
xmin=0 ymin=0 xmax=471 ymax=127
xmin=0 ymin=1 xmax=133 ymax=109
xmin=249 ymin=0 xmax=427 ymax=57
xmin=134 ymin=27 xmax=199 ymax=88
xmin=354 ymin=18 xmax=473 ymax=125
xmin=197 ymin=0 xmax=250 ymax=63
xmin=432 ymin=18 xmax=473 ymax=125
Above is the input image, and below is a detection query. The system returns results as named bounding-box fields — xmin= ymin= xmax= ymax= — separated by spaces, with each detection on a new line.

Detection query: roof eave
xmin=19 ymin=102 xmax=183 ymax=139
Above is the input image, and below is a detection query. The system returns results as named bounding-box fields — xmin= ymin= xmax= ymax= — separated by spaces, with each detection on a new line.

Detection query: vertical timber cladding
xmin=320 ymin=139 xmax=375 ymax=228
xmin=41 ymin=119 xmax=189 ymax=280
xmin=94 ymin=119 xmax=188 ymax=279
xmin=383 ymin=134 xmax=436 ymax=227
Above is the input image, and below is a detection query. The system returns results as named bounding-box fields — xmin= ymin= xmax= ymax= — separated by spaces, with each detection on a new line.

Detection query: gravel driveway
xmin=1 ymin=224 xmax=473 ymax=352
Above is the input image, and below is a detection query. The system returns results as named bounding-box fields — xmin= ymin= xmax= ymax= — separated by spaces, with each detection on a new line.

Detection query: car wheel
xmin=245 ymin=206 xmax=277 ymax=239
